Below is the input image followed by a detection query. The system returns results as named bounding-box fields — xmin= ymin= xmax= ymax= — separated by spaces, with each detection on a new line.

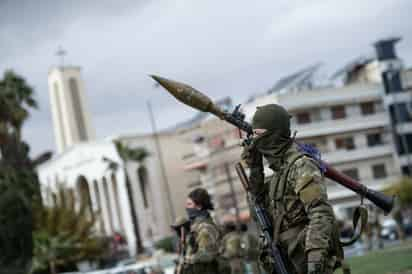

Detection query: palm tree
xmin=0 ymin=70 xmax=46 ymax=273
xmin=31 ymin=185 xmax=106 ymax=274
xmin=0 ymin=70 xmax=38 ymax=143
xmin=113 ymin=141 xmax=150 ymax=255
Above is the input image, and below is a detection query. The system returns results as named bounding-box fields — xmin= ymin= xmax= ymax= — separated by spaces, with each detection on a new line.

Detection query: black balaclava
xmin=185 ymin=207 xmax=209 ymax=221
xmin=251 ymin=104 xmax=292 ymax=171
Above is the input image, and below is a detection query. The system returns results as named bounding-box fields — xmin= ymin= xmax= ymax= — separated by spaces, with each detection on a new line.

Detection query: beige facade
xmin=114 ymin=131 xmax=198 ymax=231
xmin=179 ymin=116 xmax=248 ymax=223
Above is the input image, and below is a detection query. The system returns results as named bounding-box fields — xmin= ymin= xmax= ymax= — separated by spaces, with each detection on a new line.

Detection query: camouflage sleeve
xmin=188 ymin=224 xmax=219 ymax=263
xmin=290 ymin=157 xmax=335 ymax=254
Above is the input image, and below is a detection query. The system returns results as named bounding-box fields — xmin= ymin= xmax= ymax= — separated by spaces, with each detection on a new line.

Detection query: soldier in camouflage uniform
xmin=242 ymin=104 xmax=343 ymax=274
xmin=240 ymin=223 xmax=261 ymax=274
xmin=220 ymin=222 xmax=247 ymax=274
xmin=181 ymin=188 xmax=221 ymax=274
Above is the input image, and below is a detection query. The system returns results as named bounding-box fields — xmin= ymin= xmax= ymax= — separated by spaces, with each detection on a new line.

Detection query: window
xmin=296 ymin=112 xmax=311 ymax=124
xmin=219 ymin=193 xmax=236 ymax=210
xmin=367 ymin=133 xmax=383 ymax=147
xmin=342 ymin=168 xmax=359 ymax=181
xmin=361 ymin=102 xmax=375 ymax=115
xmin=401 ymin=165 xmax=411 ymax=176
xmin=372 ymin=164 xmax=387 ymax=179
xmin=331 ymin=105 xmax=346 ymax=120
xmin=382 ymin=71 xmax=402 ymax=94
xmin=395 ymin=133 xmax=412 ymax=155
xmin=335 ymin=137 xmax=355 ymax=150
xmin=389 ymin=103 xmax=412 ymax=124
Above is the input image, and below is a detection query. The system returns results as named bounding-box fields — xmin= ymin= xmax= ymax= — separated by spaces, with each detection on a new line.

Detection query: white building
xmin=48 ymin=66 xmax=95 ymax=153
xmin=39 ymin=66 xmax=192 ymax=257
xmin=37 ymin=131 xmax=193 ymax=257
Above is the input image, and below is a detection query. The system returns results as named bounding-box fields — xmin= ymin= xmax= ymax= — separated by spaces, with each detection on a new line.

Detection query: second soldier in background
xmin=175 ymin=188 xmax=224 ymax=274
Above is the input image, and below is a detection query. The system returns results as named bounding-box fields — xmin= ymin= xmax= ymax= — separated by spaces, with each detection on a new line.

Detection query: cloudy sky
xmin=1 ymin=0 xmax=411 ymax=156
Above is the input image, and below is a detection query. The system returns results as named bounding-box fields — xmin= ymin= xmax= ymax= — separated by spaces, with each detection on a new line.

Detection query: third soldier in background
xmin=242 ymin=104 xmax=346 ymax=274
xmin=240 ymin=223 xmax=261 ymax=274
xmin=220 ymin=222 xmax=246 ymax=274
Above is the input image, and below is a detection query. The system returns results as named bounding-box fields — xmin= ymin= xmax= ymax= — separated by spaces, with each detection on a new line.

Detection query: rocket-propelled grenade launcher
xmin=151 ymin=75 xmax=394 ymax=214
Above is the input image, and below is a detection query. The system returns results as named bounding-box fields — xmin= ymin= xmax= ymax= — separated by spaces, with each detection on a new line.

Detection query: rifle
xmin=175 ymin=226 xmax=186 ymax=274
xmin=235 ymin=162 xmax=289 ymax=274
xmin=150 ymin=75 xmax=394 ymax=214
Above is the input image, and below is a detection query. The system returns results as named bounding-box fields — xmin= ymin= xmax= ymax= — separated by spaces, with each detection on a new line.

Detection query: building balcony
xmin=294 ymin=112 xmax=390 ymax=139
xmin=322 ymin=144 xmax=394 ymax=165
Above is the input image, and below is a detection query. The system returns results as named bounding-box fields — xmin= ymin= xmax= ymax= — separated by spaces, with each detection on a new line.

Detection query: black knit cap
xmin=188 ymin=187 xmax=214 ymax=210
xmin=252 ymin=104 xmax=291 ymax=134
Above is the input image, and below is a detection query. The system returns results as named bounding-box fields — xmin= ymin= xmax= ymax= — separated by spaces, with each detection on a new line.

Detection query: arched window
xmin=76 ymin=176 xmax=93 ymax=217
xmin=92 ymin=179 xmax=105 ymax=233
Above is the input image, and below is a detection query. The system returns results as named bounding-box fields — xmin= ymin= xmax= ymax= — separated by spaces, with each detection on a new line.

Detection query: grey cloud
xmin=0 ymin=0 xmax=148 ymax=61
xmin=1 ymin=0 xmax=412 ymax=157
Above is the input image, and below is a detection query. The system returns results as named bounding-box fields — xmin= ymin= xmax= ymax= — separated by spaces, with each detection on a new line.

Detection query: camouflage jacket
xmin=220 ymin=231 xmax=243 ymax=259
xmin=183 ymin=215 xmax=220 ymax=274
xmin=240 ymin=232 xmax=260 ymax=261
xmin=248 ymin=143 xmax=338 ymax=273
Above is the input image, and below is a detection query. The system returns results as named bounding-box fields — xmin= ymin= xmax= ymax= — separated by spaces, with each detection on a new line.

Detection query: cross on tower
xmin=56 ymin=46 xmax=67 ymax=68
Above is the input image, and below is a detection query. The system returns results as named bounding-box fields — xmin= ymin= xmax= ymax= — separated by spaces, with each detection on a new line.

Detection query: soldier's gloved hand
xmin=307 ymin=249 xmax=325 ymax=274
xmin=241 ymin=142 xmax=262 ymax=168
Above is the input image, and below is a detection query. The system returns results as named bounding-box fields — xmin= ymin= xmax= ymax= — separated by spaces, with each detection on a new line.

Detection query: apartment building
xmin=180 ymin=39 xmax=412 ymax=221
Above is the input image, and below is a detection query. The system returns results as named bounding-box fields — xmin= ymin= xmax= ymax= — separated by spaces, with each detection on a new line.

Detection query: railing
xmin=294 ymin=112 xmax=390 ymax=138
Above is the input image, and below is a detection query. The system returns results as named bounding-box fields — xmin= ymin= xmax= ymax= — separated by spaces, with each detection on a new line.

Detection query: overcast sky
xmin=1 ymin=0 xmax=411 ymax=156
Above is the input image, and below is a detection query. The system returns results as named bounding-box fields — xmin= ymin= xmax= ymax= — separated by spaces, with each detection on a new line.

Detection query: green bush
xmin=155 ymin=236 xmax=176 ymax=253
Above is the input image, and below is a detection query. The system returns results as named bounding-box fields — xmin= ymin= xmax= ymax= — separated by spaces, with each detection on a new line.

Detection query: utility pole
xmin=147 ymin=101 xmax=176 ymax=222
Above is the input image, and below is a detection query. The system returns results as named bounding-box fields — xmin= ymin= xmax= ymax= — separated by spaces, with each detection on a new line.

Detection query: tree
xmin=384 ymin=177 xmax=412 ymax=207
xmin=384 ymin=177 xmax=412 ymax=241
xmin=154 ymin=236 xmax=175 ymax=253
xmin=31 ymin=186 xmax=106 ymax=274
xmin=0 ymin=70 xmax=38 ymax=142
xmin=113 ymin=141 xmax=150 ymax=255
xmin=0 ymin=70 xmax=50 ymax=273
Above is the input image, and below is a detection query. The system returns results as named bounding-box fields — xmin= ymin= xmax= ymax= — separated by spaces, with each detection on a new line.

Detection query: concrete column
xmin=110 ymin=173 xmax=125 ymax=233
xmin=99 ymin=177 xmax=113 ymax=235
xmin=115 ymin=170 xmax=137 ymax=257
